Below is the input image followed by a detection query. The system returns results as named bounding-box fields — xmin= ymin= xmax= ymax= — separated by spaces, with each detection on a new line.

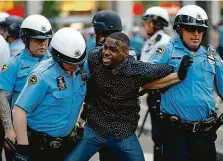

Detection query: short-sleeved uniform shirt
xmin=15 ymin=58 xmax=90 ymax=137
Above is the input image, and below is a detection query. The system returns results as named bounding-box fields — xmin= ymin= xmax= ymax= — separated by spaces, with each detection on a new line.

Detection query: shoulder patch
xmin=28 ymin=75 xmax=38 ymax=84
xmin=1 ymin=63 xmax=8 ymax=72
xmin=155 ymin=46 xmax=165 ymax=55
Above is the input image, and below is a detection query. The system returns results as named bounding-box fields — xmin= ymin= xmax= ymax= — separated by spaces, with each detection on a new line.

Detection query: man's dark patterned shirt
xmin=86 ymin=48 xmax=173 ymax=140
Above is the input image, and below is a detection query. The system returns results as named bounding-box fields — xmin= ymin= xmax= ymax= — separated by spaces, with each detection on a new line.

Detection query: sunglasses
xmin=183 ymin=26 xmax=206 ymax=33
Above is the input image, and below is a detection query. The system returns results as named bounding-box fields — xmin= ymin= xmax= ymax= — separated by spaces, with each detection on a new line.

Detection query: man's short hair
xmin=108 ymin=32 xmax=130 ymax=47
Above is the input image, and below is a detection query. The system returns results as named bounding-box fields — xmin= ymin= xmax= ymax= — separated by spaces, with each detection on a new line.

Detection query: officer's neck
xmin=66 ymin=71 xmax=73 ymax=75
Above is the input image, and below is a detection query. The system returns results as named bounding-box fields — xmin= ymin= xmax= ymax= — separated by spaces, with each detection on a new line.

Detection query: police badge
xmin=155 ymin=46 xmax=165 ymax=55
xmin=1 ymin=63 xmax=8 ymax=72
xmin=207 ymin=46 xmax=216 ymax=65
xmin=56 ymin=76 xmax=67 ymax=90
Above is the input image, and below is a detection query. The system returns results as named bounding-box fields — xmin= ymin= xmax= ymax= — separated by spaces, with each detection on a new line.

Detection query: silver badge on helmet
xmin=41 ymin=25 xmax=47 ymax=32
xmin=10 ymin=23 xmax=17 ymax=30
xmin=196 ymin=14 xmax=202 ymax=20
xmin=74 ymin=49 xmax=81 ymax=58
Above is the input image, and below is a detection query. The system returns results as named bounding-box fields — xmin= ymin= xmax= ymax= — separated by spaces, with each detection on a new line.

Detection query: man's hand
xmin=4 ymin=129 xmax=16 ymax=150
xmin=178 ymin=55 xmax=193 ymax=80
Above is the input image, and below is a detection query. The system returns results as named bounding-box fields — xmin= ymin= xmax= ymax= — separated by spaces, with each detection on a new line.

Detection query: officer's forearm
xmin=0 ymin=90 xmax=13 ymax=131
xmin=143 ymin=73 xmax=180 ymax=89
xmin=12 ymin=106 xmax=29 ymax=145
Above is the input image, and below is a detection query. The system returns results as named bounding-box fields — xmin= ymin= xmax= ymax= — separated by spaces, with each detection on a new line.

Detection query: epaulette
xmin=155 ymin=34 xmax=162 ymax=42
xmin=151 ymin=34 xmax=162 ymax=45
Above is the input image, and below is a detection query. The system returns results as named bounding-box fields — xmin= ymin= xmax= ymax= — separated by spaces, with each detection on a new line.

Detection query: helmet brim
xmin=51 ymin=48 xmax=87 ymax=65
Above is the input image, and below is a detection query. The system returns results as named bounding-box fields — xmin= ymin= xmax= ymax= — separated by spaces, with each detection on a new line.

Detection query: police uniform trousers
xmin=146 ymin=93 xmax=164 ymax=161
xmin=161 ymin=121 xmax=217 ymax=161
xmin=28 ymin=138 xmax=65 ymax=161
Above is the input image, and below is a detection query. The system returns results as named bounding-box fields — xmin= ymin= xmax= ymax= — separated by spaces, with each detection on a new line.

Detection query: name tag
xmin=171 ymin=56 xmax=182 ymax=60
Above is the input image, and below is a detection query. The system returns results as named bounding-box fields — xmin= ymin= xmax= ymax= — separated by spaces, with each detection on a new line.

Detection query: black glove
xmin=178 ymin=55 xmax=193 ymax=80
xmin=14 ymin=145 xmax=31 ymax=161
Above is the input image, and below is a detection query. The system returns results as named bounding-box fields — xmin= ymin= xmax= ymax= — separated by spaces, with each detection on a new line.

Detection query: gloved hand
xmin=13 ymin=145 xmax=30 ymax=161
xmin=178 ymin=55 xmax=193 ymax=80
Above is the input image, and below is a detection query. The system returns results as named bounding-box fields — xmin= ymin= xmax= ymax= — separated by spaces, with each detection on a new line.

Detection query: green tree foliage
xmin=41 ymin=1 xmax=61 ymax=31
xmin=41 ymin=1 xmax=61 ymax=18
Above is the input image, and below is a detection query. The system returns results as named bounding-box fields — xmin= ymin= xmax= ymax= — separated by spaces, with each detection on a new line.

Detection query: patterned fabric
xmin=85 ymin=47 xmax=173 ymax=140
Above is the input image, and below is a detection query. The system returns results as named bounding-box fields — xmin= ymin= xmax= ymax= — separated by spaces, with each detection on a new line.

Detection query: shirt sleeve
xmin=148 ymin=45 xmax=171 ymax=64
xmin=130 ymin=60 xmax=173 ymax=87
xmin=214 ymin=55 xmax=223 ymax=98
xmin=0 ymin=60 xmax=17 ymax=92
xmin=15 ymin=73 xmax=48 ymax=113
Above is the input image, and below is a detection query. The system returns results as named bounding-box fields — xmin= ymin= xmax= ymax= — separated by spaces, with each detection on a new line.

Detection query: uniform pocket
xmin=17 ymin=65 xmax=31 ymax=78
xmin=52 ymin=90 xmax=70 ymax=99
xmin=168 ymin=59 xmax=180 ymax=71
xmin=17 ymin=71 xmax=29 ymax=78
xmin=201 ymin=60 xmax=215 ymax=88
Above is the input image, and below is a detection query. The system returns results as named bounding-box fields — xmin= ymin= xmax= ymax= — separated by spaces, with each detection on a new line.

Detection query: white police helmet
xmin=142 ymin=6 xmax=169 ymax=27
xmin=50 ymin=27 xmax=86 ymax=65
xmin=0 ymin=12 xmax=9 ymax=23
xmin=173 ymin=5 xmax=208 ymax=30
xmin=20 ymin=14 xmax=52 ymax=40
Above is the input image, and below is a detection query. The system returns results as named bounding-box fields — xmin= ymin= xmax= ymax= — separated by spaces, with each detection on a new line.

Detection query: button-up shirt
xmin=86 ymin=47 xmax=173 ymax=140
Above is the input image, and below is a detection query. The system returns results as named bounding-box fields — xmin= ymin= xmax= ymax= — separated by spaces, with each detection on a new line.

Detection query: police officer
xmin=12 ymin=27 xmax=89 ymax=161
xmin=149 ymin=5 xmax=223 ymax=161
xmin=0 ymin=15 xmax=25 ymax=56
xmin=139 ymin=6 xmax=171 ymax=161
xmin=90 ymin=10 xmax=136 ymax=58
xmin=0 ymin=12 xmax=10 ymax=67
xmin=0 ymin=11 xmax=10 ymax=161
xmin=0 ymin=14 xmax=52 ymax=160
xmin=85 ymin=27 xmax=96 ymax=54
xmin=140 ymin=6 xmax=170 ymax=62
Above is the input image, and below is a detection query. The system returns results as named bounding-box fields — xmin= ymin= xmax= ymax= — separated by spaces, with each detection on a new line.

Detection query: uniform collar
xmin=55 ymin=61 xmax=80 ymax=78
xmin=20 ymin=49 xmax=49 ymax=61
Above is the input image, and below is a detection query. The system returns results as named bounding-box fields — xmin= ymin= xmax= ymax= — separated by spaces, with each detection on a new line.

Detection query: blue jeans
xmin=65 ymin=126 xmax=145 ymax=161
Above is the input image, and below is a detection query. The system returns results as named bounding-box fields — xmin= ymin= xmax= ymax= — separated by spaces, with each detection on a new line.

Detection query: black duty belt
xmin=159 ymin=112 xmax=223 ymax=133
xmin=27 ymin=124 xmax=84 ymax=150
